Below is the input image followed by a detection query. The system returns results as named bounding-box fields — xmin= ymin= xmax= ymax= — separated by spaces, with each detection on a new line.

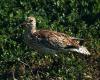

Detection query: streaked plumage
xmin=22 ymin=16 xmax=90 ymax=55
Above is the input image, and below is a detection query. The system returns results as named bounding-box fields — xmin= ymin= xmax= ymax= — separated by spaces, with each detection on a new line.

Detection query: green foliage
xmin=0 ymin=0 xmax=100 ymax=79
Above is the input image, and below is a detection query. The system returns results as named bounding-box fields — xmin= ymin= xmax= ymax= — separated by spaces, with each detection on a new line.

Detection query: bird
xmin=21 ymin=16 xmax=90 ymax=55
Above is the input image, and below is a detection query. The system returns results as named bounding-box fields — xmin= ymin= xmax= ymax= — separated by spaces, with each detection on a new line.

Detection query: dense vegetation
xmin=0 ymin=0 xmax=100 ymax=79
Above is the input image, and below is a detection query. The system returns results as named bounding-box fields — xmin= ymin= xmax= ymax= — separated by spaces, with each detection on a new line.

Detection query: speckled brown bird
xmin=22 ymin=16 xmax=90 ymax=55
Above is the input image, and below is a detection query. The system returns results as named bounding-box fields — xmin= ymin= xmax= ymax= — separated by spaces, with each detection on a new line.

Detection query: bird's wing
xmin=69 ymin=37 xmax=84 ymax=46
xmin=31 ymin=30 xmax=81 ymax=50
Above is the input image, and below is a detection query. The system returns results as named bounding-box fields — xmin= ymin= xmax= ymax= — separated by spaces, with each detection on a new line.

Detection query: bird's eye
xmin=29 ymin=20 xmax=33 ymax=22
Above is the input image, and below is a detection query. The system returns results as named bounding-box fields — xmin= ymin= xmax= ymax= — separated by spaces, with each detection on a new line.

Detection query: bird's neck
xmin=30 ymin=23 xmax=36 ymax=34
xmin=26 ymin=26 xmax=36 ymax=34
xmin=31 ymin=27 xmax=36 ymax=34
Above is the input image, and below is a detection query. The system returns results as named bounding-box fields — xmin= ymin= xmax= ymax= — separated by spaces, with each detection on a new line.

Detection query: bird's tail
xmin=69 ymin=46 xmax=91 ymax=55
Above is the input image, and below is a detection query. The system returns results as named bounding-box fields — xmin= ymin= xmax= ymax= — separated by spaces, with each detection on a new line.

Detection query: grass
xmin=0 ymin=0 xmax=100 ymax=79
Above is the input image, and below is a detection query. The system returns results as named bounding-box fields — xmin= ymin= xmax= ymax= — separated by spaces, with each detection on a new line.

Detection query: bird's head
xmin=27 ymin=16 xmax=36 ymax=27
xmin=21 ymin=16 xmax=36 ymax=32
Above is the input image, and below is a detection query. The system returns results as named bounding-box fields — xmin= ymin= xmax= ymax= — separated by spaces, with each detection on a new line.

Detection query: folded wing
xmin=31 ymin=30 xmax=81 ymax=49
xmin=30 ymin=30 xmax=90 ymax=55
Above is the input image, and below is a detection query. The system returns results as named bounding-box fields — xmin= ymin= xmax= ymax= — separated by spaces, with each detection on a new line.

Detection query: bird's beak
xmin=20 ymin=21 xmax=27 ymax=26
xmin=17 ymin=20 xmax=28 ymax=28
